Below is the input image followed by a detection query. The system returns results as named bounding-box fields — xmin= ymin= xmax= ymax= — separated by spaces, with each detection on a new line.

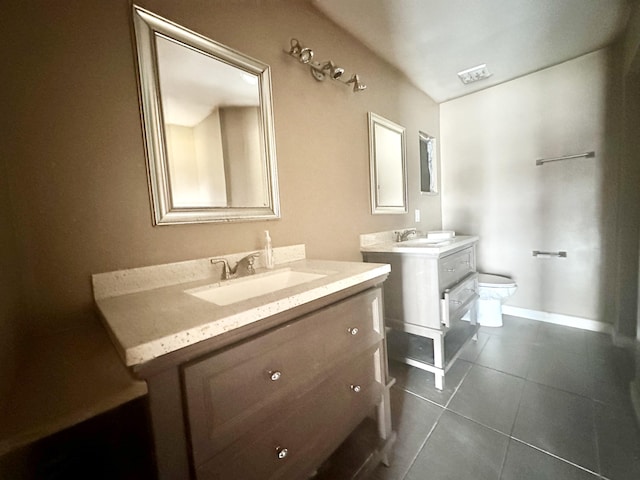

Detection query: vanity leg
xmin=145 ymin=367 xmax=191 ymax=480
xmin=376 ymin=334 xmax=396 ymax=467
xmin=378 ymin=386 xmax=394 ymax=467
xmin=470 ymin=300 xmax=479 ymax=342
xmin=433 ymin=335 xmax=445 ymax=391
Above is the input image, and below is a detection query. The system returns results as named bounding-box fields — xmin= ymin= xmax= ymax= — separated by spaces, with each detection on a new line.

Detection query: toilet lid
xmin=478 ymin=273 xmax=517 ymax=287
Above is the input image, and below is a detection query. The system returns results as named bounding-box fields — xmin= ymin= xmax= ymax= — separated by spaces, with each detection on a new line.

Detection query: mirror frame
xmin=132 ymin=6 xmax=280 ymax=225
xmin=419 ymin=131 xmax=438 ymax=195
xmin=368 ymin=113 xmax=408 ymax=214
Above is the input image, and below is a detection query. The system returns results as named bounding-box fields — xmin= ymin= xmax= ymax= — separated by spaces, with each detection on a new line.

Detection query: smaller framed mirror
xmin=368 ymin=113 xmax=407 ymax=214
xmin=419 ymin=132 xmax=438 ymax=194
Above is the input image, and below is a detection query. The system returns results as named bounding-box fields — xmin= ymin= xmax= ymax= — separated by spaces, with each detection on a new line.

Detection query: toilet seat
xmin=478 ymin=273 xmax=516 ymax=288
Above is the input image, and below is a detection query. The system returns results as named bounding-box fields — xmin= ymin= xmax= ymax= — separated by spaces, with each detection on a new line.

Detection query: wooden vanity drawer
xmin=441 ymin=273 xmax=479 ymax=326
xmin=183 ymin=287 xmax=384 ymax=466
xmin=439 ymin=246 xmax=475 ymax=291
xmin=195 ymin=345 xmax=384 ymax=480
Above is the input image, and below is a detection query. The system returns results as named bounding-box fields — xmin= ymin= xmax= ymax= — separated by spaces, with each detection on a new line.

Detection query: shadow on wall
xmin=0 ymin=398 xmax=155 ymax=480
xmin=604 ymin=36 xmax=640 ymax=338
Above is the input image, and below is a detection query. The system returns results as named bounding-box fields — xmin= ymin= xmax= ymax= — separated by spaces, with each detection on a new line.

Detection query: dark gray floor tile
xmin=483 ymin=315 xmax=541 ymax=343
xmin=374 ymin=320 xmax=637 ymax=480
xmin=405 ymin=411 xmax=508 ymax=480
xmin=595 ymin=402 xmax=640 ymax=480
xmin=535 ymin=323 xmax=588 ymax=356
xmin=372 ymin=388 xmax=443 ymax=480
xmin=591 ymin=377 xmax=632 ymax=412
xmin=475 ymin=335 xmax=536 ymax=378
xmin=458 ymin=331 xmax=490 ymax=363
xmin=389 ymin=359 xmax=472 ymax=407
xmin=585 ymin=330 xmax=615 ymax=351
xmin=588 ymin=343 xmax=635 ymax=410
xmin=512 ymin=381 xmax=598 ymax=472
xmin=501 ymin=439 xmax=599 ymax=480
xmin=526 ymin=345 xmax=593 ymax=397
xmin=448 ymin=365 xmax=525 ymax=435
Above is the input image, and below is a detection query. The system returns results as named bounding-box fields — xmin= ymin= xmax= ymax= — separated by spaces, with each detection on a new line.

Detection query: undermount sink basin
xmin=186 ymin=268 xmax=329 ymax=306
xmin=397 ymin=238 xmax=451 ymax=247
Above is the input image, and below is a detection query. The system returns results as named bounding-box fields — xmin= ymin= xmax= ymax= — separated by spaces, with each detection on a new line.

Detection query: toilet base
xmin=477 ymin=298 xmax=503 ymax=327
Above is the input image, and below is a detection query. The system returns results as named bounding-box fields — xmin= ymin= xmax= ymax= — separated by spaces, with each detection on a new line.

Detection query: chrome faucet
xmin=394 ymin=228 xmax=417 ymax=242
xmin=211 ymin=252 xmax=261 ymax=280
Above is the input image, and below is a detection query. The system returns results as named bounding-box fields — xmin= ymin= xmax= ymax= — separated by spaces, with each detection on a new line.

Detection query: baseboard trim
xmin=502 ymin=306 xmax=613 ymax=334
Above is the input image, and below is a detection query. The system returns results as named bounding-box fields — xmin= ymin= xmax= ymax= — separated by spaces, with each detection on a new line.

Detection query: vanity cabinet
xmin=135 ymin=283 xmax=394 ymax=480
xmin=362 ymin=237 xmax=479 ymax=390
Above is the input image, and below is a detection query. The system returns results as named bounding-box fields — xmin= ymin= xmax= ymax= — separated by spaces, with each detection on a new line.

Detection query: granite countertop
xmin=360 ymin=235 xmax=479 ymax=256
xmin=93 ymin=249 xmax=390 ymax=367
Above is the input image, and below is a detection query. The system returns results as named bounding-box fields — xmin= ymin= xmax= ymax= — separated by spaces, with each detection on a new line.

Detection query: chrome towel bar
xmin=535 ymin=151 xmax=595 ymax=166
xmin=532 ymin=250 xmax=567 ymax=258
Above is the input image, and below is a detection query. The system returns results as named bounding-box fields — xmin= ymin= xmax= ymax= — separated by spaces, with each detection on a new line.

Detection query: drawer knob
xmin=348 ymin=327 xmax=359 ymax=336
xmin=350 ymin=384 xmax=362 ymax=393
xmin=451 ymin=300 xmax=462 ymax=305
xmin=276 ymin=446 xmax=288 ymax=459
xmin=444 ymin=268 xmax=456 ymax=272
xmin=269 ymin=370 xmax=282 ymax=381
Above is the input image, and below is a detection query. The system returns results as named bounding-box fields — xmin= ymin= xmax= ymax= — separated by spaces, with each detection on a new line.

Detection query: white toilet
xmin=474 ymin=273 xmax=518 ymax=327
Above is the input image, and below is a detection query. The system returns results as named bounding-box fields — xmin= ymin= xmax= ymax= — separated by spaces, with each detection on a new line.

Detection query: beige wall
xmin=220 ymin=107 xmax=263 ymax=207
xmin=194 ymin=110 xmax=227 ymax=206
xmin=0 ymin=156 xmax=22 ymax=409
xmin=1 ymin=0 xmax=440 ymax=337
xmin=441 ymin=50 xmax=611 ymax=322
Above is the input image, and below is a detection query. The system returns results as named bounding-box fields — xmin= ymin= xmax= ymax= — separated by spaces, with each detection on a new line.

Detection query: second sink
xmin=398 ymin=238 xmax=451 ymax=247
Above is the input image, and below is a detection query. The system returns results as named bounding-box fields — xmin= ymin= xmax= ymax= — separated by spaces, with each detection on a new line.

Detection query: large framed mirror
xmin=132 ymin=6 xmax=280 ymax=224
xmin=368 ymin=113 xmax=407 ymax=214
xmin=419 ymin=131 xmax=438 ymax=194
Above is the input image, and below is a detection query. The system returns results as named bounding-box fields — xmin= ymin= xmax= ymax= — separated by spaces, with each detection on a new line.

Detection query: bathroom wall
xmin=440 ymin=50 xmax=611 ymax=324
xmin=0 ymin=157 xmax=22 ymax=409
xmin=1 ymin=0 xmax=440 ymax=337
xmin=617 ymin=0 xmax=640 ymax=340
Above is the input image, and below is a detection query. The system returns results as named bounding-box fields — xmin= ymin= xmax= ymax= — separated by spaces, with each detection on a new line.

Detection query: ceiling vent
xmin=457 ymin=64 xmax=492 ymax=85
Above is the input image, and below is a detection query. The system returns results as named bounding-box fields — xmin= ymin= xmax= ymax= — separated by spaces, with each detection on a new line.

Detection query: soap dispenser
xmin=264 ymin=230 xmax=275 ymax=269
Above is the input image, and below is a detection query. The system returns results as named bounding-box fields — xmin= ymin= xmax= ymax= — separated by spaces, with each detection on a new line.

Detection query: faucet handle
xmin=243 ymin=251 xmax=261 ymax=273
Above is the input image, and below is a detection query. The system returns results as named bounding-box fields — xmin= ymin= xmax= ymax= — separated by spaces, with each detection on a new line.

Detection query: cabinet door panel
xmin=439 ymin=247 xmax=475 ymax=291
xmin=195 ymin=345 xmax=384 ymax=480
xmin=184 ymin=288 xmax=384 ymax=465
xmin=442 ymin=273 xmax=479 ymax=324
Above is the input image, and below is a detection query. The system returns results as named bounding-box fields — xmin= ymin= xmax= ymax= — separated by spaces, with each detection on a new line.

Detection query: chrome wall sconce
xmin=285 ymin=38 xmax=367 ymax=93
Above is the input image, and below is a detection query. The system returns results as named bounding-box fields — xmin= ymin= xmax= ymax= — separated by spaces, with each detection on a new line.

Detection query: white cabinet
xmin=362 ymin=236 xmax=479 ymax=390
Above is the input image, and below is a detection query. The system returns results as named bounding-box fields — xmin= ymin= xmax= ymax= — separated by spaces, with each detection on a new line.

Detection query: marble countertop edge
xmin=360 ymin=235 xmax=479 ymax=255
xmin=98 ymin=259 xmax=390 ymax=367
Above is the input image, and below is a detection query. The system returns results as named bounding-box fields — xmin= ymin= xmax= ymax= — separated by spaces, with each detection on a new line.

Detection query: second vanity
xmin=361 ymin=234 xmax=480 ymax=390
xmin=93 ymin=245 xmax=394 ymax=480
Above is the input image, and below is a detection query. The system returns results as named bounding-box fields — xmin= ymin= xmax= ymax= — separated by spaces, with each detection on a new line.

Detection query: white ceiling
xmin=312 ymin=0 xmax=631 ymax=103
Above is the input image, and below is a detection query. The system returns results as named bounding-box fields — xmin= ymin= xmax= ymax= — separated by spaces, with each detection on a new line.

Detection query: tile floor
xmin=372 ymin=315 xmax=640 ymax=480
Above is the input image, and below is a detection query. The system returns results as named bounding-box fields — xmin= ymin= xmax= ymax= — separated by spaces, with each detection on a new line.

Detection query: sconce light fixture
xmin=286 ymin=38 xmax=367 ymax=92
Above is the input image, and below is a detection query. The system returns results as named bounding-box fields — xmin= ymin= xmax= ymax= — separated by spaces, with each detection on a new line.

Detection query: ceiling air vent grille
xmin=457 ymin=64 xmax=492 ymax=85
